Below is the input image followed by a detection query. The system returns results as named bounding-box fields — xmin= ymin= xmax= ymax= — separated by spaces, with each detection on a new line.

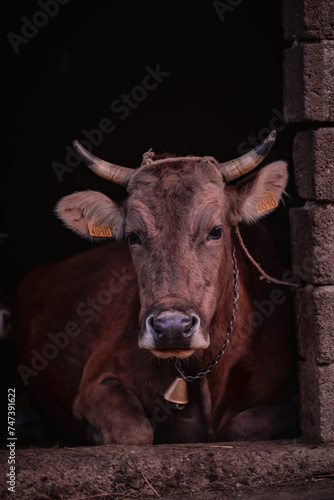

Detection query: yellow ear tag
xmin=256 ymin=191 xmax=278 ymax=214
xmin=87 ymin=222 xmax=112 ymax=238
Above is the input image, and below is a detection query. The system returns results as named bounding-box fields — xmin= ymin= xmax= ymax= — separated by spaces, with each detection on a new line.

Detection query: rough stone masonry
xmin=283 ymin=0 xmax=334 ymax=442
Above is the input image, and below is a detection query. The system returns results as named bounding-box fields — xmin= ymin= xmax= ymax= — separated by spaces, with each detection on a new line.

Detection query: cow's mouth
xmin=150 ymin=348 xmax=195 ymax=359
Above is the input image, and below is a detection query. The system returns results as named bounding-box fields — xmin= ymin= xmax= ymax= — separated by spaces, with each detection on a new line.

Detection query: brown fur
xmin=14 ymin=155 xmax=299 ymax=444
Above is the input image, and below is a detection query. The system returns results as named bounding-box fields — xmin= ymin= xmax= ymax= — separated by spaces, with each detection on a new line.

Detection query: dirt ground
xmin=0 ymin=439 xmax=334 ymax=499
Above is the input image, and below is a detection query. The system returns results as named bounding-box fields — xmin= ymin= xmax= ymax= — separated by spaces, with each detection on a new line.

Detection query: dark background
xmin=1 ymin=0 xmax=301 ymax=441
xmin=1 ymin=0 xmax=299 ymax=301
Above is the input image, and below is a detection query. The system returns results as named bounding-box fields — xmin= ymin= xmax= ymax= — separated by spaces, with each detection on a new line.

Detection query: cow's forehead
xmin=127 ymin=153 xmax=224 ymax=195
xmin=125 ymin=155 xmax=226 ymax=226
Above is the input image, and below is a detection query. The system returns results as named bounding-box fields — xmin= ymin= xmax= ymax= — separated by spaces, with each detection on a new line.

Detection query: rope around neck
xmin=234 ymin=226 xmax=299 ymax=289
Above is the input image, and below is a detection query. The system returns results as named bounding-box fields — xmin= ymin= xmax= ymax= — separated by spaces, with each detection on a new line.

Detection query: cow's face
xmin=125 ymin=158 xmax=231 ymax=358
xmin=56 ymin=152 xmax=287 ymax=359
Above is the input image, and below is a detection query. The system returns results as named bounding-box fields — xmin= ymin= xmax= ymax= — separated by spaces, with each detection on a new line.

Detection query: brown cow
xmin=15 ymin=132 xmax=299 ymax=444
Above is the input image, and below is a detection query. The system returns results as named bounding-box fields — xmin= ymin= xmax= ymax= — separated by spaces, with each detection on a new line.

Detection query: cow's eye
xmin=207 ymin=226 xmax=222 ymax=241
xmin=126 ymin=232 xmax=142 ymax=246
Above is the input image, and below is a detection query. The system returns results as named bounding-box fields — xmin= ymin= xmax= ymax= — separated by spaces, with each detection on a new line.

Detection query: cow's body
xmin=15 ymin=139 xmax=299 ymax=444
xmin=16 ymin=226 xmax=297 ymax=444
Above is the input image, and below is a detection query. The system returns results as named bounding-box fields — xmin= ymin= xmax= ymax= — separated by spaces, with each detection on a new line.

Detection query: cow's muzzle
xmin=139 ymin=310 xmax=209 ymax=357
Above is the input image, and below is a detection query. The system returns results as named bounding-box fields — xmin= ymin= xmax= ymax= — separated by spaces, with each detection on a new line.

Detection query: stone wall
xmin=283 ymin=0 xmax=334 ymax=442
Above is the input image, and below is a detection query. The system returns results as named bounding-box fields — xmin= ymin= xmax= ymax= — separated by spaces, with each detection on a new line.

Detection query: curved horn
xmin=73 ymin=141 xmax=134 ymax=187
xmin=218 ymin=130 xmax=276 ymax=182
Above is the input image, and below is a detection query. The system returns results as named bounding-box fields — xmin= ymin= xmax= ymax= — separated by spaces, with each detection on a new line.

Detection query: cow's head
xmin=56 ymin=132 xmax=288 ymax=359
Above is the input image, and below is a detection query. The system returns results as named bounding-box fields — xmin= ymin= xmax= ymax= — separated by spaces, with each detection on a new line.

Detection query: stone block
xmin=293 ymin=128 xmax=334 ymax=201
xmin=298 ymin=361 xmax=334 ymax=442
xmin=284 ymin=41 xmax=334 ymax=122
xmin=296 ymin=284 xmax=334 ymax=364
xmin=290 ymin=202 xmax=334 ymax=285
xmin=283 ymin=0 xmax=334 ymax=40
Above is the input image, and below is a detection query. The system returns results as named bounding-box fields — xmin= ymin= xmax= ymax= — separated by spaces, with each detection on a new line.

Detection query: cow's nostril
xmin=150 ymin=316 xmax=163 ymax=336
xmin=182 ymin=316 xmax=198 ymax=337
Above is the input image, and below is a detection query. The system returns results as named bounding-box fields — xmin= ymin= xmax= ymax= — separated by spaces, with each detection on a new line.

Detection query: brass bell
xmin=164 ymin=377 xmax=188 ymax=404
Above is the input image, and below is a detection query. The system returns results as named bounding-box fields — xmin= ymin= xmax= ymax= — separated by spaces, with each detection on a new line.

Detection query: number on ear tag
xmin=87 ymin=223 xmax=112 ymax=238
xmin=256 ymin=191 xmax=278 ymax=214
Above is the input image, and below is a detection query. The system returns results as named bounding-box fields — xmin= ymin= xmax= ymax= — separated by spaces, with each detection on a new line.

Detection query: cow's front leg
xmin=73 ymin=373 xmax=154 ymax=445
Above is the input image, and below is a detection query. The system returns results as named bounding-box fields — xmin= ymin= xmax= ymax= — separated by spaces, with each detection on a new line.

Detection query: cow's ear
xmin=226 ymin=161 xmax=288 ymax=224
xmin=55 ymin=190 xmax=125 ymax=240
